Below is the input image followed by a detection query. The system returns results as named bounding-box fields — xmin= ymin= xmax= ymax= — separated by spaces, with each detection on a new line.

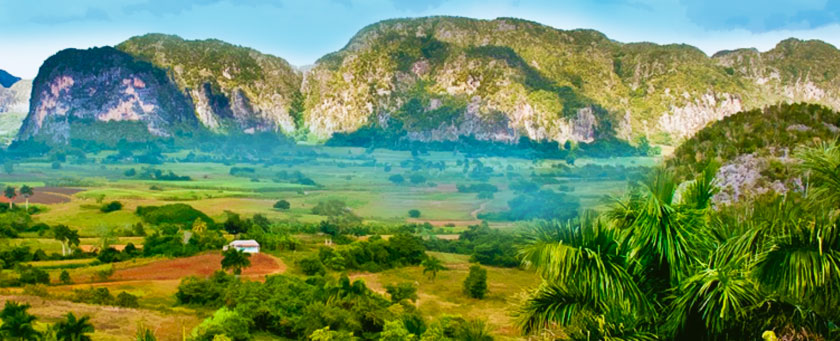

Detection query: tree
xmin=273 ymin=200 xmax=290 ymax=210
xmin=60 ymin=270 xmax=72 ymax=284
xmin=100 ymin=201 xmax=123 ymax=213
xmin=221 ymin=248 xmax=251 ymax=276
xmin=388 ymin=174 xmax=405 ymax=184
xmin=4 ymin=186 xmax=15 ymax=209
xmin=380 ymin=320 xmax=415 ymax=341
xmin=222 ymin=212 xmax=250 ymax=239
xmin=408 ymin=209 xmax=421 ymax=218
xmin=55 ymin=313 xmax=94 ymax=341
xmin=385 ymin=282 xmax=418 ymax=303
xmin=421 ymin=256 xmax=446 ymax=281
xmin=0 ymin=301 xmax=40 ymax=340
xmin=19 ymin=185 xmax=33 ymax=211
xmin=463 ymin=265 xmax=488 ymax=299
xmin=52 ymin=224 xmax=81 ymax=256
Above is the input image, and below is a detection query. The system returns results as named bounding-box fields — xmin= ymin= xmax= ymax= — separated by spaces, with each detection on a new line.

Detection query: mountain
xmin=0 ymin=69 xmax=21 ymax=88
xmin=0 ymin=69 xmax=31 ymax=146
xmin=303 ymin=17 xmax=840 ymax=145
xmin=17 ymin=47 xmax=200 ymax=143
xmin=0 ymin=79 xmax=31 ymax=113
xmin=666 ymin=102 xmax=840 ymax=204
xmin=117 ymin=34 xmax=302 ymax=134
xmin=16 ymin=17 xmax=840 ymax=147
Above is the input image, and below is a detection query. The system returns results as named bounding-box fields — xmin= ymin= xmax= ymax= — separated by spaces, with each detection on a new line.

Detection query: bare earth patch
xmin=111 ymin=252 xmax=286 ymax=281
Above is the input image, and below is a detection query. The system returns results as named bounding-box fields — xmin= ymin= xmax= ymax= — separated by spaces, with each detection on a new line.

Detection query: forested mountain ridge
xmin=14 ymin=16 xmax=840 ymax=147
xmin=666 ymin=102 xmax=840 ymax=204
xmin=117 ymin=34 xmax=303 ymax=134
xmin=305 ymin=17 xmax=840 ymax=146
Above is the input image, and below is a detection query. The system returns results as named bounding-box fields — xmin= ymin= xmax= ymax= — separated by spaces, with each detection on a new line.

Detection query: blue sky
xmin=2 ymin=0 xmax=839 ymax=78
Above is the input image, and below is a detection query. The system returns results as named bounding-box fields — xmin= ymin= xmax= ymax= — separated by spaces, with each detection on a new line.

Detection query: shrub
xmin=59 ymin=270 xmax=72 ymax=284
xmin=273 ymin=200 xmax=291 ymax=210
xmin=100 ymin=201 xmax=123 ymax=213
xmin=464 ymin=265 xmax=488 ymax=299
xmin=135 ymin=204 xmax=213 ymax=227
xmin=388 ymin=174 xmax=405 ymax=184
xmin=298 ymin=256 xmax=326 ymax=276
xmin=17 ymin=265 xmax=49 ymax=285
xmin=385 ymin=282 xmax=418 ymax=303
xmin=115 ymin=291 xmax=140 ymax=308
xmin=408 ymin=209 xmax=421 ymax=218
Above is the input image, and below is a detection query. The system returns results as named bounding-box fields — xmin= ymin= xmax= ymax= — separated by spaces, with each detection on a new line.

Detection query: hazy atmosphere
xmin=1 ymin=0 xmax=839 ymax=340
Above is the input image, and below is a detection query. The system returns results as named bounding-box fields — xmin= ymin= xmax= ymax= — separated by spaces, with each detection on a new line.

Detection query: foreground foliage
xmin=517 ymin=142 xmax=840 ymax=339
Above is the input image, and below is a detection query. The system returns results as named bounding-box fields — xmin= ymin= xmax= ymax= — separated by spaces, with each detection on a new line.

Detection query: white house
xmin=224 ymin=240 xmax=260 ymax=254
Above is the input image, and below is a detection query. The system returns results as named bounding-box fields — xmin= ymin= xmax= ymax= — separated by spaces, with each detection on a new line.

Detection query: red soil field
xmin=0 ymin=187 xmax=84 ymax=204
xmin=112 ymin=252 xmax=285 ymax=281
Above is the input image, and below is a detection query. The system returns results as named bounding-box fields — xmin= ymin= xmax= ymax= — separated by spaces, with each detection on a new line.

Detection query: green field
xmin=0 ymin=145 xmax=657 ymax=340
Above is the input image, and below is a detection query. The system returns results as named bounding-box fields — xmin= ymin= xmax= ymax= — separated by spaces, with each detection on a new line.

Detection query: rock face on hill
xmin=17 ymin=47 xmax=199 ymax=143
xmin=16 ymin=17 xmax=840 ymax=145
xmin=117 ymin=34 xmax=303 ymax=134
xmin=0 ymin=78 xmax=31 ymax=114
xmin=303 ymin=17 xmax=840 ymax=144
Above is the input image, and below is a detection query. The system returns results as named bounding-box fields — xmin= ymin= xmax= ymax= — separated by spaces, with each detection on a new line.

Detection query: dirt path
xmin=470 ymin=201 xmax=488 ymax=219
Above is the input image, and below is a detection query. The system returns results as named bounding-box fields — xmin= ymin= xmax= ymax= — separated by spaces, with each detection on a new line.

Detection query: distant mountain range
xmin=12 ymin=16 xmax=840 ymax=146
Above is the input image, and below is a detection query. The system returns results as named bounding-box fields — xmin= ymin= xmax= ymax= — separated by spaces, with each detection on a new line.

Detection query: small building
xmin=224 ymin=240 xmax=260 ymax=254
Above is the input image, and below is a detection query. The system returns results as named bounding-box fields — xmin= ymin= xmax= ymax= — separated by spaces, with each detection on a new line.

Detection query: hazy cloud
xmin=680 ymin=0 xmax=840 ymax=32
xmin=388 ymin=0 xmax=446 ymax=12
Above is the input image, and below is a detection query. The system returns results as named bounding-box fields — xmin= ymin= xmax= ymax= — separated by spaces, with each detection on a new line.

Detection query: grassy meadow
xmin=0 ymin=146 xmax=657 ymax=339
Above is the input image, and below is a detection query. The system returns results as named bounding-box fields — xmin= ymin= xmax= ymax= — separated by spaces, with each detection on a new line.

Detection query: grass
xmin=0 ymin=146 xmax=654 ymax=340
xmin=350 ymin=251 xmax=540 ymax=340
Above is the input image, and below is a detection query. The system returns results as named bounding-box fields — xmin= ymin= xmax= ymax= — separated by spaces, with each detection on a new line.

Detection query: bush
xmin=59 ymin=270 xmax=72 ymax=284
xmin=408 ymin=209 xmax=421 ymax=218
xmin=388 ymin=174 xmax=405 ymax=184
xmin=115 ymin=291 xmax=140 ymax=308
xmin=18 ymin=265 xmax=49 ymax=285
xmin=409 ymin=174 xmax=426 ymax=184
xmin=385 ymin=282 xmax=418 ymax=303
xmin=298 ymin=256 xmax=326 ymax=276
xmin=100 ymin=201 xmax=123 ymax=213
xmin=273 ymin=200 xmax=290 ymax=210
xmin=464 ymin=265 xmax=488 ymax=299
xmin=135 ymin=204 xmax=213 ymax=227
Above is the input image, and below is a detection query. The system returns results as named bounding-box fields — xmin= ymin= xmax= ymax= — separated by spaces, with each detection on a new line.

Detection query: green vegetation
xmin=516 ymin=145 xmax=840 ymax=339
xmin=463 ymin=265 xmax=488 ymax=299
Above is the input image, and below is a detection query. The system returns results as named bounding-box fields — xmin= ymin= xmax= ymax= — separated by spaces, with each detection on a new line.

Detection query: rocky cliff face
xmin=0 ymin=79 xmax=31 ymax=113
xmin=117 ymin=34 xmax=302 ymax=134
xmin=303 ymin=17 xmax=840 ymax=145
xmin=17 ymin=17 xmax=840 ymax=146
xmin=17 ymin=47 xmax=199 ymax=143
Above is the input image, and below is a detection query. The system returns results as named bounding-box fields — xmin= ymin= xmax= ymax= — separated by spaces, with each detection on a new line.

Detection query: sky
xmin=1 ymin=0 xmax=839 ymax=78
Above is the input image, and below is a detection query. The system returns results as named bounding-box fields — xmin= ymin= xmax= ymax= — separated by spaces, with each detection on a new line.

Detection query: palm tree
xmin=221 ymin=248 xmax=251 ymax=276
xmin=610 ymin=168 xmax=714 ymax=286
xmin=4 ymin=185 xmax=16 ymax=209
xmin=796 ymin=140 xmax=840 ymax=215
xmin=53 ymin=224 xmax=81 ymax=256
xmin=0 ymin=301 xmax=40 ymax=340
xmin=19 ymin=185 xmax=33 ymax=211
xmin=517 ymin=212 xmax=651 ymax=335
xmin=54 ymin=312 xmax=94 ymax=341
xmin=421 ymin=256 xmax=446 ymax=281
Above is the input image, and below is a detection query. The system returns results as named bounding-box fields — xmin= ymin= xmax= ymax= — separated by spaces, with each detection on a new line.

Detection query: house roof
xmin=229 ymin=240 xmax=260 ymax=247
xmin=0 ymin=196 xmax=17 ymax=204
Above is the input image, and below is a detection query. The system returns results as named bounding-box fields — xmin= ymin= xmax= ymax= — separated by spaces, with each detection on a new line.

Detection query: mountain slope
xmin=0 ymin=69 xmax=21 ymax=88
xmin=303 ymin=16 xmax=840 ymax=146
xmin=17 ymin=47 xmax=200 ymax=143
xmin=666 ymin=102 xmax=840 ymax=204
xmin=117 ymin=34 xmax=302 ymax=134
